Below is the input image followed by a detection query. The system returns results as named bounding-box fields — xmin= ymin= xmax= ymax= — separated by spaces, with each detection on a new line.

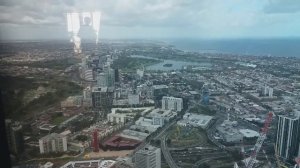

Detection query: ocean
xmin=168 ymin=38 xmax=300 ymax=58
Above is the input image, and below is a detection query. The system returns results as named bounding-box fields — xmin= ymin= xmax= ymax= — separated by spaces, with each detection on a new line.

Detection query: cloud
xmin=264 ymin=0 xmax=300 ymax=14
xmin=1 ymin=0 xmax=300 ymax=40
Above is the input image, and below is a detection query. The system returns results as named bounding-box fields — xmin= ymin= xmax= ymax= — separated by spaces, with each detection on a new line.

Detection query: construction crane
xmin=245 ymin=112 xmax=273 ymax=168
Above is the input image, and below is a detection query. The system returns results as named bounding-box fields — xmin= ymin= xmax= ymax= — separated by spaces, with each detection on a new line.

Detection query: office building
xmin=152 ymin=85 xmax=168 ymax=98
xmin=39 ymin=133 xmax=68 ymax=154
xmin=261 ymin=85 xmax=274 ymax=98
xmin=92 ymin=87 xmax=114 ymax=112
xmin=5 ymin=119 xmax=24 ymax=155
xmin=201 ymin=85 xmax=210 ymax=105
xmin=83 ymin=69 xmax=94 ymax=81
xmin=96 ymin=67 xmax=115 ymax=87
xmin=128 ymin=94 xmax=140 ymax=105
xmin=152 ymin=117 xmax=164 ymax=126
xmin=115 ymin=68 xmax=120 ymax=83
xmin=161 ymin=96 xmax=183 ymax=112
xmin=275 ymin=114 xmax=300 ymax=162
xmin=135 ymin=145 xmax=161 ymax=168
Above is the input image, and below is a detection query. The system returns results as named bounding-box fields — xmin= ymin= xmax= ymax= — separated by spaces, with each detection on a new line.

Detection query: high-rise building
xmin=161 ymin=96 xmax=183 ymax=112
xmin=92 ymin=87 xmax=114 ymax=112
xmin=39 ymin=133 xmax=68 ymax=154
xmin=96 ymin=67 xmax=115 ymax=87
xmin=275 ymin=114 xmax=300 ymax=162
xmin=83 ymin=69 xmax=94 ymax=81
xmin=201 ymin=85 xmax=210 ymax=105
xmin=135 ymin=145 xmax=161 ymax=168
xmin=5 ymin=119 xmax=24 ymax=156
xmin=115 ymin=68 xmax=120 ymax=83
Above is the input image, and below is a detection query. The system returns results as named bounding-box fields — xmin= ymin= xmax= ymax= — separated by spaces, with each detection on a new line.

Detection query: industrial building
xmin=134 ymin=145 xmax=161 ymax=168
xmin=216 ymin=120 xmax=243 ymax=143
xmin=39 ymin=133 xmax=68 ymax=154
xmin=177 ymin=113 xmax=213 ymax=129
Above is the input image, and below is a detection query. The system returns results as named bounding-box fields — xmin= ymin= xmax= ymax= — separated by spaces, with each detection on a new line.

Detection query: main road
xmin=161 ymin=133 xmax=180 ymax=168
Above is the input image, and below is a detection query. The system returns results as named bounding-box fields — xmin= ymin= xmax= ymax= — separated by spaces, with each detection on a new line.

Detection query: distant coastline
xmin=168 ymin=38 xmax=300 ymax=58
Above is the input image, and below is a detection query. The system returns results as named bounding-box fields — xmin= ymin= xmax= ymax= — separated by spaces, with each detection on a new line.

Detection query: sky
xmin=1 ymin=0 xmax=300 ymax=40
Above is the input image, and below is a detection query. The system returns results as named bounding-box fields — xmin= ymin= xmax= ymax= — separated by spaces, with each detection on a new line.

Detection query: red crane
xmin=245 ymin=112 xmax=273 ymax=168
xmin=92 ymin=129 xmax=99 ymax=152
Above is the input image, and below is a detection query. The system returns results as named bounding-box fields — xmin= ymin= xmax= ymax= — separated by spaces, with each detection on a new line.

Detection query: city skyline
xmin=1 ymin=0 xmax=300 ymax=40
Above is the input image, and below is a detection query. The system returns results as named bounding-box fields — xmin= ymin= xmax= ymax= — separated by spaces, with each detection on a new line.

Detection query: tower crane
xmin=245 ymin=112 xmax=273 ymax=168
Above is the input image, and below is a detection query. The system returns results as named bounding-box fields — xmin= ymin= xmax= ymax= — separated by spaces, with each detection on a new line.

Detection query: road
xmin=132 ymin=118 xmax=177 ymax=155
xmin=192 ymin=155 xmax=230 ymax=168
xmin=161 ymin=133 xmax=180 ymax=168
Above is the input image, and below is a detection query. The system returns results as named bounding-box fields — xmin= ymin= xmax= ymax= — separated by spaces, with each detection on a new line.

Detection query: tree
xmin=75 ymin=135 xmax=88 ymax=142
xmin=166 ymin=138 xmax=171 ymax=145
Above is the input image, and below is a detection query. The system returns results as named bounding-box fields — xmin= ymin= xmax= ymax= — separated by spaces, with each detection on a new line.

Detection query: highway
xmin=161 ymin=133 xmax=180 ymax=168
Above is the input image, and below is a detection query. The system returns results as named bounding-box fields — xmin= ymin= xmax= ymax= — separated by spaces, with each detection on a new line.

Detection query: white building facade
xmin=39 ymin=133 xmax=68 ymax=154
xmin=135 ymin=145 xmax=161 ymax=168
xmin=275 ymin=115 xmax=300 ymax=161
xmin=161 ymin=96 xmax=183 ymax=112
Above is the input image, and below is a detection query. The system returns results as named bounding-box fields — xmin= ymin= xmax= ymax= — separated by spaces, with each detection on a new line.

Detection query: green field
xmin=0 ymin=57 xmax=80 ymax=70
xmin=189 ymin=105 xmax=216 ymax=116
xmin=112 ymin=56 xmax=161 ymax=72
xmin=1 ymin=76 xmax=82 ymax=120
xmin=168 ymin=125 xmax=214 ymax=148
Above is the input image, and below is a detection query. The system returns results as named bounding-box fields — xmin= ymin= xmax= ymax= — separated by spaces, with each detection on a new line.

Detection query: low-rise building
xmin=131 ymin=117 xmax=161 ymax=133
xmin=107 ymin=113 xmax=127 ymax=124
xmin=147 ymin=108 xmax=177 ymax=121
xmin=119 ymin=129 xmax=149 ymax=141
xmin=216 ymin=120 xmax=243 ymax=143
xmin=60 ymin=159 xmax=116 ymax=168
xmin=178 ymin=113 xmax=213 ymax=129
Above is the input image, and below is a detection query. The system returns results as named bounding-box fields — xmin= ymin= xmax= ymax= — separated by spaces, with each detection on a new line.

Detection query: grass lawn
xmin=168 ymin=125 xmax=213 ymax=148
xmin=51 ymin=116 xmax=66 ymax=125
xmin=189 ymin=105 xmax=216 ymax=116
xmin=112 ymin=56 xmax=161 ymax=72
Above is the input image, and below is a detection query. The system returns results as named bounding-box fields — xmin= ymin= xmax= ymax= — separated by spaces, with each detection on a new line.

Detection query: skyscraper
xmin=96 ymin=67 xmax=115 ymax=87
xmin=275 ymin=114 xmax=300 ymax=162
xmin=5 ymin=119 xmax=24 ymax=156
xmin=91 ymin=87 xmax=114 ymax=114
xmin=135 ymin=145 xmax=161 ymax=168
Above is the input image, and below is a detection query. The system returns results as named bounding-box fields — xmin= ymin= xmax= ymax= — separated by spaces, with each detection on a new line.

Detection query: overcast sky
xmin=1 ymin=0 xmax=300 ymax=40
